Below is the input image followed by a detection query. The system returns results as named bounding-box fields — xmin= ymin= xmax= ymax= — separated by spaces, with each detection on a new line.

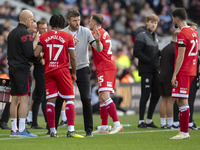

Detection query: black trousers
xmin=55 ymin=67 xmax=93 ymax=132
xmin=139 ymin=72 xmax=160 ymax=120
xmin=32 ymin=65 xmax=47 ymax=126
xmin=174 ymin=76 xmax=198 ymax=123
xmin=0 ymin=103 xmax=10 ymax=123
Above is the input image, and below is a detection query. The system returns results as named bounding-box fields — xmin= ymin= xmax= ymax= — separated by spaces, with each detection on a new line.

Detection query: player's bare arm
xmin=171 ymin=47 xmax=186 ymax=87
xmin=69 ymin=49 xmax=77 ymax=82
xmin=34 ymin=45 xmax=43 ymax=57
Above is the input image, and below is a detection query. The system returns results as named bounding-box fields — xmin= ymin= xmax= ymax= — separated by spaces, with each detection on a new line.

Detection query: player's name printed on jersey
xmin=45 ymin=35 xmax=65 ymax=43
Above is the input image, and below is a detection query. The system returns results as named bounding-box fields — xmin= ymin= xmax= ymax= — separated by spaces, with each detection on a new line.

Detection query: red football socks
xmin=65 ymin=101 xmax=75 ymax=126
xmin=46 ymin=102 xmax=55 ymax=128
xmin=180 ymin=106 xmax=190 ymax=133
xmin=100 ymin=103 xmax=109 ymax=125
xmin=105 ymin=98 xmax=119 ymax=122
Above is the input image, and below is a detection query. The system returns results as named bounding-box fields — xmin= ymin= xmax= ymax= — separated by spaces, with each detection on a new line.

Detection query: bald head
xmin=19 ymin=10 xmax=34 ymax=28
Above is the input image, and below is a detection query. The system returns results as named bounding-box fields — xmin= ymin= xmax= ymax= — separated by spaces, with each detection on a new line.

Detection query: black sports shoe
xmin=146 ymin=122 xmax=158 ymax=128
xmin=137 ymin=122 xmax=147 ymax=128
xmin=67 ymin=131 xmax=84 ymax=138
xmin=160 ymin=125 xmax=167 ymax=129
xmin=31 ymin=125 xmax=44 ymax=129
xmin=86 ymin=131 xmax=93 ymax=137
xmin=171 ymin=125 xmax=179 ymax=129
xmin=58 ymin=120 xmax=68 ymax=127
xmin=189 ymin=123 xmax=198 ymax=130
xmin=46 ymin=130 xmax=50 ymax=136
xmin=25 ymin=120 xmax=32 ymax=126
xmin=50 ymin=132 xmax=58 ymax=137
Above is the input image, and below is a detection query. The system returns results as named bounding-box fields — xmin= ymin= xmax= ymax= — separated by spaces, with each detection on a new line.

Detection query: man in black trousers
xmin=54 ymin=10 xmax=102 ymax=137
xmin=133 ymin=14 xmax=160 ymax=128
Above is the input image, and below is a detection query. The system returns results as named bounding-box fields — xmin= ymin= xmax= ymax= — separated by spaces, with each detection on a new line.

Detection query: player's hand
xmin=41 ymin=58 xmax=45 ymax=65
xmin=71 ymin=73 xmax=77 ymax=82
xmin=40 ymin=52 xmax=45 ymax=65
xmin=73 ymin=34 xmax=79 ymax=46
xmin=93 ymin=27 xmax=101 ymax=42
xmin=35 ymin=32 xmax=40 ymax=42
xmin=171 ymin=74 xmax=177 ymax=88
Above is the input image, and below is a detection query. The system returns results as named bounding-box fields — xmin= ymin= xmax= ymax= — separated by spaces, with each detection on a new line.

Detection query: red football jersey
xmin=175 ymin=26 xmax=199 ymax=76
xmin=39 ymin=30 xmax=75 ymax=74
xmin=92 ymin=28 xmax=116 ymax=73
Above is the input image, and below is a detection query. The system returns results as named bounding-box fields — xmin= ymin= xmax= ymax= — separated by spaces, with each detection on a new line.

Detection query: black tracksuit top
xmin=7 ymin=23 xmax=40 ymax=73
xmin=134 ymin=26 xmax=160 ymax=76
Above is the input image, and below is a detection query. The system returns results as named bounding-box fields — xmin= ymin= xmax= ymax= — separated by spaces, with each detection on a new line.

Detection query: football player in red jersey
xmin=34 ymin=14 xmax=83 ymax=138
xmin=89 ymin=14 xmax=123 ymax=134
xmin=170 ymin=8 xmax=199 ymax=139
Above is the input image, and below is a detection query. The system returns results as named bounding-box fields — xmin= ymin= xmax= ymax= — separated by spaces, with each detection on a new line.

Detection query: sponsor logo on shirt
xmin=21 ymin=35 xmax=33 ymax=42
xmin=107 ymin=82 xmax=112 ymax=87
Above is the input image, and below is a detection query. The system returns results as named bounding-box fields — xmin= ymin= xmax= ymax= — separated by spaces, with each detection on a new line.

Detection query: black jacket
xmin=159 ymin=41 xmax=175 ymax=82
xmin=133 ymin=26 xmax=160 ymax=75
xmin=7 ymin=23 xmax=40 ymax=73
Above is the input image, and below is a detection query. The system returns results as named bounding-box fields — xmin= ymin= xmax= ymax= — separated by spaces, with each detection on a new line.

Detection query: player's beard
xmin=173 ymin=21 xmax=178 ymax=28
xmin=70 ymin=23 xmax=79 ymax=31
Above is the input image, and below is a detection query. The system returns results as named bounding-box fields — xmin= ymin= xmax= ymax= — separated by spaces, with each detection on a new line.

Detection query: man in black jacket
xmin=7 ymin=9 xmax=40 ymax=137
xmin=133 ymin=14 xmax=160 ymax=128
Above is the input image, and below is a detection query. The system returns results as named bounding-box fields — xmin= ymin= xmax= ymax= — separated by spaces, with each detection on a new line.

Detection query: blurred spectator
xmin=139 ymin=2 xmax=155 ymax=21
xmin=9 ymin=7 xmax=18 ymax=21
xmin=52 ymin=1 xmax=66 ymax=17
xmin=37 ymin=0 xmax=52 ymax=14
xmin=22 ymin=0 xmax=35 ymax=6
xmin=188 ymin=0 xmax=200 ymax=24
xmin=99 ymin=2 xmax=111 ymax=29
xmin=114 ymin=16 xmax=127 ymax=34
xmin=158 ymin=9 xmax=172 ymax=35
xmin=79 ymin=0 xmax=90 ymax=16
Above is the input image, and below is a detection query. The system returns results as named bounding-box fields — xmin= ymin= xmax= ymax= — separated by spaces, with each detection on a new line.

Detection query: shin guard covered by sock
xmin=105 ymin=98 xmax=119 ymax=122
xmin=100 ymin=103 xmax=109 ymax=125
xmin=46 ymin=102 xmax=55 ymax=128
xmin=180 ymin=106 xmax=190 ymax=133
xmin=65 ymin=101 xmax=75 ymax=126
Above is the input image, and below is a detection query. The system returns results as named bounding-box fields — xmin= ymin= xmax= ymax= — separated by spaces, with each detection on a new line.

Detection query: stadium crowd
xmin=0 ymin=0 xmax=199 ymax=82
xmin=0 ymin=0 xmax=200 ymax=136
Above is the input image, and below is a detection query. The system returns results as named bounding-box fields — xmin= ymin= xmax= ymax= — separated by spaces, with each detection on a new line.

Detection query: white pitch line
xmin=0 ymin=129 xmax=178 ymax=141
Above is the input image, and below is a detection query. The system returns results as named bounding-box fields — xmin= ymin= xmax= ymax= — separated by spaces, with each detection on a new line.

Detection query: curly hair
xmin=49 ymin=14 xmax=65 ymax=29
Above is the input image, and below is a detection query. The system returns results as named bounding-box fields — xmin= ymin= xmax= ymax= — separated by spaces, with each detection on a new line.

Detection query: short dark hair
xmin=49 ymin=14 xmax=65 ymax=29
xmin=67 ymin=10 xmax=80 ymax=20
xmin=91 ymin=14 xmax=104 ymax=25
xmin=172 ymin=8 xmax=187 ymax=21
xmin=37 ymin=19 xmax=47 ymax=26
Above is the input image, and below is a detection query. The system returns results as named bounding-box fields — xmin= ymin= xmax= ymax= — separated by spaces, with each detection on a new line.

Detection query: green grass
xmin=0 ymin=112 xmax=200 ymax=150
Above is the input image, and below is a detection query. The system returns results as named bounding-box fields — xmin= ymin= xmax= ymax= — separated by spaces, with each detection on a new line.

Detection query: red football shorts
xmin=97 ymin=70 xmax=117 ymax=94
xmin=45 ymin=68 xmax=75 ymax=100
xmin=172 ymin=75 xmax=194 ymax=99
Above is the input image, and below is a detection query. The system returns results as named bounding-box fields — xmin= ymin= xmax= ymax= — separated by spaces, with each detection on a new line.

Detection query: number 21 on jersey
xmin=188 ymin=39 xmax=198 ymax=56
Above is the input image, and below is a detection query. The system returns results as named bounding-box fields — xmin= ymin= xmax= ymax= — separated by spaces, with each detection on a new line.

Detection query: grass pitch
xmin=0 ymin=112 xmax=200 ymax=150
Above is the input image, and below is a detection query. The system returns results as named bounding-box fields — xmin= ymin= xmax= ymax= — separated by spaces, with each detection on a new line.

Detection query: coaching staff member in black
xmin=7 ymin=10 xmax=40 ymax=137
xmin=133 ymin=14 xmax=160 ymax=128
